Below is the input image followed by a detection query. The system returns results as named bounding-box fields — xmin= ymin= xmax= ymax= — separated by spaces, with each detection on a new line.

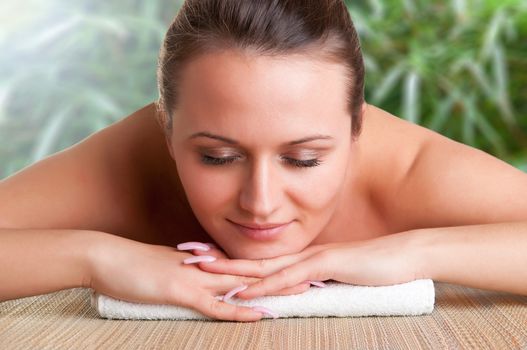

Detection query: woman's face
xmin=167 ymin=49 xmax=355 ymax=259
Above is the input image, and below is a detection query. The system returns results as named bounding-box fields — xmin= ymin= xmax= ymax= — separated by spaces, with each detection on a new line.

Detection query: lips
xmin=228 ymin=219 xmax=292 ymax=241
xmin=234 ymin=222 xmax=289 ymax=230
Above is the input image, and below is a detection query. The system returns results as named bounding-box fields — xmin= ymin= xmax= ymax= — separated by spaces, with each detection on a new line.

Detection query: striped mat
xmin=1 ymin=282 xmax=527 ymax=349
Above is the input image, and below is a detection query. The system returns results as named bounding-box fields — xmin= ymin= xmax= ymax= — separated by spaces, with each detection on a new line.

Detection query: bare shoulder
xmin=0 ymin=103 xmax=175 ymax=242
xmin=354 ymin=104 xmax=429 ymax=233
xmin=364 ymin=105 xmax=527 ymax=232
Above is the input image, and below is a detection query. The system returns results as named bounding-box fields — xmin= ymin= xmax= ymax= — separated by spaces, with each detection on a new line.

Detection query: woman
xmin=0 ymin=0 xmax=526 ymax=322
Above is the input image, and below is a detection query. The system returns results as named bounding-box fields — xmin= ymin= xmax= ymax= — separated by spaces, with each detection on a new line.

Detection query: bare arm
xmin=0 ymin=228 xmax=97 ymax=302
xmin=383 ymin=127 xmax=527 ymax=294
xmin=414 ymin=221 xmax=527 ymax=295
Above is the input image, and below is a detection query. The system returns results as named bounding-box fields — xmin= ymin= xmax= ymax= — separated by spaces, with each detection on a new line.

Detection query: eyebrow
xmin=188 ymin=131 xmax=334 ymax=146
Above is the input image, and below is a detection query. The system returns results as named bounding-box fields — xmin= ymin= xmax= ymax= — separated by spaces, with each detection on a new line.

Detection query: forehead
xmin=173 ymin=50 xmax=350 ymax=138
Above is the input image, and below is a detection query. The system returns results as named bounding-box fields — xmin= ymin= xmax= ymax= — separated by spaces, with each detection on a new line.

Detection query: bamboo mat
xmin=1 ymin=282 xmax=526 ymax=349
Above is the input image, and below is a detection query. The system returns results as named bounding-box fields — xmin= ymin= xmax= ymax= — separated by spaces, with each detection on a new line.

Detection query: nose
xmin=238 ymin=157 xmax=280 ymax=219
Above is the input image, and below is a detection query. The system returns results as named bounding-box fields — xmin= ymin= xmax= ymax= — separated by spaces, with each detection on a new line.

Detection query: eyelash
xmin=200 ymin=155 xmax=322 ymax=168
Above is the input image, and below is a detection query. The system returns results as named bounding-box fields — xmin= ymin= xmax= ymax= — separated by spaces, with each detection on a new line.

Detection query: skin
xmin=1 ymin=48 xmax=526 ymax=320
xmin=164 ymin=49 xmax=527 ymax=301
xmin=166 ymin=50 xmax=362 ymax=260
xmin=0 ymin=50 xmax=428 ymax=248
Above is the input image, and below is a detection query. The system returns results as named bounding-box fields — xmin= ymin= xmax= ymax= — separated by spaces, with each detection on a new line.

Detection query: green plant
xmin=347 ymin=0 xmax=527 ymax=170
xmin=0 ymin=0 xmax=182 ymax=178
xmin=0 ymin=0 xmax=525 ymax=179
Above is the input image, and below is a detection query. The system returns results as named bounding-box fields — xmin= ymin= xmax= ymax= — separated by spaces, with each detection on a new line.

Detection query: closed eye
xmin=200 ymin=155 xmax=322 ymax=168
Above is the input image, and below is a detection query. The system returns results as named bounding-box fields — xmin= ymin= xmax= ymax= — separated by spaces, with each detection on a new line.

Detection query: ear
xmin=351 ymin=102 xmax=367 ymax=143
xmin=154 ymin=104 xmax=169 ymax=132
xmin=162 ymin=130 xmax=175 ymax=161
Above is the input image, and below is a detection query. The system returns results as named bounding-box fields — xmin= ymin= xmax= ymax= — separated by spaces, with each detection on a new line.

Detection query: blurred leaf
xmin=403 ymin=71 xmax=420 ymax=124
xmin=372 ymin=62 xmax=405 ymax=104
xmin=31 ymin=106 xmax=72 ymax=163
xmin=1 ymin=0 xmax=526 ymax=178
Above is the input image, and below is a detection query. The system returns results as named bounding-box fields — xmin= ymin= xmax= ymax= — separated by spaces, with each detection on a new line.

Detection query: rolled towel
xmin=91 ymin=279 xmax=435 ymax=320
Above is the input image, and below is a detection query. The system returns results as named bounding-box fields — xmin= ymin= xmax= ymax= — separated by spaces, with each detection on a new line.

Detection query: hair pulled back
xmin=156 ymin=0 xmax=365 ymax=140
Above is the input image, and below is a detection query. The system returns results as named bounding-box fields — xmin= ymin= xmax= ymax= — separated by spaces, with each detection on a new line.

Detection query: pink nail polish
xmin=177 ymin=242 xmax=211 ymax=251
xmin=183 ymin=255 xmax=216 ymax=264
xmin=307 ymin=280 xmax=327 ymax=288
xmin=251 ymin=306 xmax=279 ymax=319
xmin=223 ymin=285 xmax=248 ymax=301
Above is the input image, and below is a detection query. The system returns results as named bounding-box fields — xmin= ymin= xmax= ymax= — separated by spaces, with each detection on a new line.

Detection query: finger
xmin=272 ymin=282 xmax=311 ymax=296
xmin=197 ymin=252 xmax=307 ymax=278
xmin=176 ymin=241 xmax=229 ymax=259
xmin=183 ymin=255 xmax=217 ymax=264
xmin=178 ymin=241 xmax=229 ymax=259
xmin=214 ymin=274 xmax=261 ymax=293
xmin=192 ymin=247 xmax=229 ymax=259
xmin=215 ymin=278 xmax=311 ymax=302
xmin=220 ymin=282 xmax=311 ymax=299
xmin=236 ymin=255 xmax=326 ymax=299
xmin=222 ymin=285 xmax=249 ymax=301
xmin=196 ymin=244 xmax=329 ymax=277
xmin=219 ymin=282 xmax=310 ymax=301
xmin=189 ymin=293 xmax=270 ymax=322
xmin=307 ymin=280 xmax=327 ymax=288
xmin=268 ymin=280 xmax=326 ymax=296
xmin=176 ymin=241 xmax=212 ymax=251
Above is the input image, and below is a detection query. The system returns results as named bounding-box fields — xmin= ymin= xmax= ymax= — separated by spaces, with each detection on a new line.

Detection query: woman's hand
xmin=86 ymin=233 xmax=281 ymax=321
xmin=194 ymin=231 xmax=424 ymax=300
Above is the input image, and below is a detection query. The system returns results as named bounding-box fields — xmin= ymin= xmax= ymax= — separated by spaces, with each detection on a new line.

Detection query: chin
xmin=224 ymin=243 xmax=302 ymax=260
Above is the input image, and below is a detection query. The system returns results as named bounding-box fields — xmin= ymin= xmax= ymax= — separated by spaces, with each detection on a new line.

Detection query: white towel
xmin=91 ymin=279 xmax=435 ymax=320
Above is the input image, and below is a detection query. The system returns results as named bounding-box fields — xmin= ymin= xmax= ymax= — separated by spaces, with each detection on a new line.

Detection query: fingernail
xmin=204 ymin=242 xmax=218 ymax=248
xmin=223 ymin=285 xmax=248 ymax=301
xmin=251 ymin=306 xmax=279 ymax=319
xmin=177 ymin=242 xmax=211 ymax=251
xmin=183 ymin=255 xmax=216 ymax=264
xmin=307 ymin=280 xmax=327 ymax=288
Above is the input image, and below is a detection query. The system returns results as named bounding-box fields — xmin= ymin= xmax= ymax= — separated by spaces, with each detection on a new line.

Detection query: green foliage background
xmin=1 ymin=0 xmax=526 ymax=179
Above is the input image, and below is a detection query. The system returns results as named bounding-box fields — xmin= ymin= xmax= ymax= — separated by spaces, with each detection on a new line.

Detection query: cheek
xmin=289 ymin=158 xmax=348 ymax=211
xmin=175 ymin=156 xmax=236 ymax=216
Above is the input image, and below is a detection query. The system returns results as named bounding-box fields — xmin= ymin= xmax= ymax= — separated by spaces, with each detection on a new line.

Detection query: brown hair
xmin=156 ymin=0 xmax=365 ymax=141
